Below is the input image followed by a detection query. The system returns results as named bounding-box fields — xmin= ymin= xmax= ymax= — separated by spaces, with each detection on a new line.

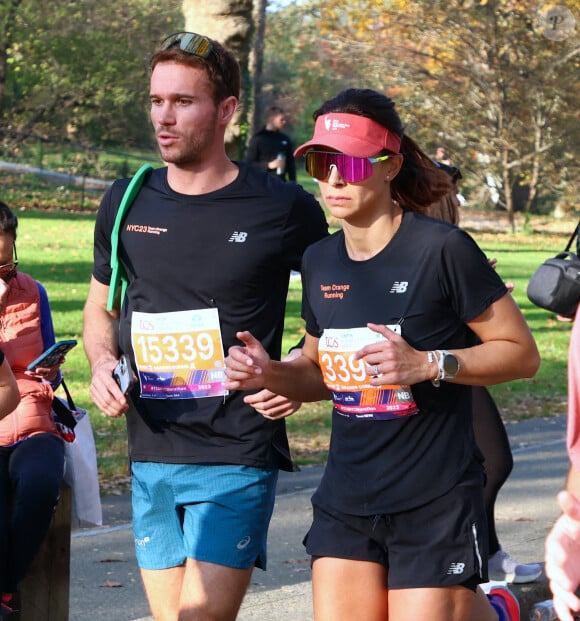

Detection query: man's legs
xmin=141 ymin=565 xmax=184 ymax=621
xmin=142 ymin=560 xmax=253 ymax=621
xmin=132 ymin=462 xmax=278 ymax=621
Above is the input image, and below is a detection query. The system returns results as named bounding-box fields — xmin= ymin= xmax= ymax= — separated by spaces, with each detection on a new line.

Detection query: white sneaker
xmin=488 ymin=548 xmax=542 ymax=584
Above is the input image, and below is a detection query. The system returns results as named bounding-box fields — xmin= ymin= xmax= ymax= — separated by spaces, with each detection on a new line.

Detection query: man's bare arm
xmin=83 ymin=276 xmax=128 ymax=417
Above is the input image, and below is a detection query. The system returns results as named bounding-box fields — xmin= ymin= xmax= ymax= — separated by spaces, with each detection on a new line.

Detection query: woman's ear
xmin=385 ymin=154 xmax=404 ymax=181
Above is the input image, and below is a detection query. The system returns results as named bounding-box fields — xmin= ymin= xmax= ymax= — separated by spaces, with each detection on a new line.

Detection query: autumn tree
xmin=182 ymin=0 xmax=254 ymax=159
xmin=268 ymin=0 xmax=579 ymax=222
xmin=262 ymin=1 xmax=377 ymax=147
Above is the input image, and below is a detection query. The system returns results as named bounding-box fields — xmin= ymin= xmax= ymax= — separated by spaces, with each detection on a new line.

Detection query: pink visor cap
xmin=294 ymin=113 xmax=402 ymax=158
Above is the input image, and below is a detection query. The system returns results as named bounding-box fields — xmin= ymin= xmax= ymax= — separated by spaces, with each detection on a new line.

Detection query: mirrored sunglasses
xmin=160 ymin=32 xmax=227 ymax=82
xmin=305 ymin=151 xmax=391 ymax=183
xmin=161 ymin=32 xmax=214 ymax=59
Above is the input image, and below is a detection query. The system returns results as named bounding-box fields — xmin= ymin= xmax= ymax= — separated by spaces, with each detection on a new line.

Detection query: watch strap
xmin=429 ymin=349 xmax=458 ymax=387
xmin=428 ymin=350 xmax=442 ymax=387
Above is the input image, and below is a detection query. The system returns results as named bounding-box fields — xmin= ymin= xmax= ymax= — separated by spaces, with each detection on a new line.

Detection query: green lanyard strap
xmin=106 ymin=163 xmax=153 ymax=311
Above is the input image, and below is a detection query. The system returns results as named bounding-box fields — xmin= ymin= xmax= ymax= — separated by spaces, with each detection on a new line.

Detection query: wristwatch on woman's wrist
xmin=428 ymin=349 xmax=460 ymax=387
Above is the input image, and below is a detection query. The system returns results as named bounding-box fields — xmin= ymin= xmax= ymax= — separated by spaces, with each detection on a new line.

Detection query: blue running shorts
xmin=131 ymin=462 xmax=278 ymax=571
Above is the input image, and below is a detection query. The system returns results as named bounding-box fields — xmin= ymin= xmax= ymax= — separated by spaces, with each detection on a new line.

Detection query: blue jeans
xmin=0 ymin=433 xmax=64 ymax=592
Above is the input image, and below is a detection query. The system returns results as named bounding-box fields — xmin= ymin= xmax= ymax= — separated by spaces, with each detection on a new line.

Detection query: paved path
xmin=69 ymin=414 xmax=569 ymax=621
xmin=0 ymin=160 xmax=111 ymax=191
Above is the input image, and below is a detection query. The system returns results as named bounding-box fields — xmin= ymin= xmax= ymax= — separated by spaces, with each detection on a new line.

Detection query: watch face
xmin=443 ymin=353 xmax=459 ymax=376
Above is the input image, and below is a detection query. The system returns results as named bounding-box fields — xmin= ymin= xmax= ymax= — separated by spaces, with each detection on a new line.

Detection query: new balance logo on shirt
xmin=228 ymin=231 xmax=248 ymax=243
xmin=389 ymin=281 xmax=408 ymax=294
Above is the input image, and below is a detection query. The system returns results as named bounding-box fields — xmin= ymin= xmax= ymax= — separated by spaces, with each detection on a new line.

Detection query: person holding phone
xmin=0 ymin=201 xmax=67 ymax=617
xmin=225 ymin=88 xmax=540 ymax=621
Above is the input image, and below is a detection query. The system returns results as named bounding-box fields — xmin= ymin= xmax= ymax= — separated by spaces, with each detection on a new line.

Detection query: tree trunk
xmin=249 ymin=0 xmax=267 ymax=146
xmin=501 ymin=145 xmax=516 ymax=233
xmin=523 ymin=111 xmax=543 ymax=216
xmin=181 ymin=0 xmax=254 ymax=160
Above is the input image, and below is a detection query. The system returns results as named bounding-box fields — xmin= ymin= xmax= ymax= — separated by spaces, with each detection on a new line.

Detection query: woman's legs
xmin=312 ymin=557 xmax=389 ymax=621
xmin=312 ymin=557 xmax=504 ymax=621
xmin=472 ymin=386 xmax=542 ymax=583
xmin=471 ymin=386 xmax=513 ymax=556
xmin=4 ymin=433 xmax=64 ymax=592
xmin=0 ymin=448 xmax=12 ymax=595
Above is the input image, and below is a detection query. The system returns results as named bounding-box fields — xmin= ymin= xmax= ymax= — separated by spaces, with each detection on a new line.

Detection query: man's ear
xmin=219 ymin=96 xmax=238 ymax=126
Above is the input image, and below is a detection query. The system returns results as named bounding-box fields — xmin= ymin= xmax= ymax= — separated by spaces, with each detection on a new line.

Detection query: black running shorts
xmin=304 ymin=464 xmax=488 ymax=590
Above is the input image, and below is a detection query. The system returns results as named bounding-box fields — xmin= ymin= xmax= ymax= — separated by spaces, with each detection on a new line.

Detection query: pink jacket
xmin=0 ymin=272 xmax=57 ymax=446
xmin=567 ymin=304 xmax=580 ymax=470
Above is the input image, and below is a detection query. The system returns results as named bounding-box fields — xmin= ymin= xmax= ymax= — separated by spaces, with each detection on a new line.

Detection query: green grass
xmin=8 ymin=197 xmax=578 ymax=487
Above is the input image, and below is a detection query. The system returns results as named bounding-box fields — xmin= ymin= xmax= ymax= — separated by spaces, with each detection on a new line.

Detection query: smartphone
xmin=113 ymin=354 xmax=136 ymax=395
xmin=26 ymin=339 xmax=78 ymax=371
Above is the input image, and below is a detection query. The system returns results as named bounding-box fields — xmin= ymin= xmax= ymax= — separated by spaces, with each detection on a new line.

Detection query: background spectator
xmin=246 ymin=105 xmax=297 ymax=181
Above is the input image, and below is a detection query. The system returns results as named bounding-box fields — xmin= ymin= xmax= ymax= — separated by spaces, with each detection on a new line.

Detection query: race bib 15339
xmin=131 ymin=309 xmax=228 ymax=399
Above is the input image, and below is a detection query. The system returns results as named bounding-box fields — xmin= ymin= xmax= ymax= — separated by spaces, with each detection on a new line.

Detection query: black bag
xmin=526 ymin=221 xmax=580 ymax=317
xmin=52 ymin=378 xmax=87 ymax=443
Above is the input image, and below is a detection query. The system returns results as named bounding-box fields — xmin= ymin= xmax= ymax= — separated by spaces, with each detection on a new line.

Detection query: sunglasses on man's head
xmin=161 ymin=32 xmax=214 ymax=59
xmin=305 ymin=151 xmax=391 ymax=183
xmin=160 ymin=32 xmax=227 ymax=82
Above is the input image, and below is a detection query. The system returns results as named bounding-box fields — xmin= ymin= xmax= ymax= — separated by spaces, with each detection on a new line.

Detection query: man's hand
xmin=244 ymin=390 xmax=301 ymax=420
xmin=545 ymin=490 xmax=580 ymax=621
xmin=245 ymin=348 xmax=303 ymax=419
xmin=89 ymin=357 xmax=130 ymax=418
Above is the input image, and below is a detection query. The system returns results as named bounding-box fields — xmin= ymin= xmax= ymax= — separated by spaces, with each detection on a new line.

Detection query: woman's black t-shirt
xmin=301 ymin=211 xmax=507 ymax=514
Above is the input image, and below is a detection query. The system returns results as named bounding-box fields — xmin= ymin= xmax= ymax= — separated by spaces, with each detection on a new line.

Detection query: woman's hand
xmin=25 ymin=359 xmax=62 ymax=382
xmin=355 ymin=323 xmax=434 ymax=386
xmin=545 ymin=490 xmax=580 ymax=621
xmin=225 ymin=331 xmax=272 ymax=391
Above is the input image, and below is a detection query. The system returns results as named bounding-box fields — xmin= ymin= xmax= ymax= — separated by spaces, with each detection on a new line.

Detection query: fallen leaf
xmin=101 ymin=580 xmax=123 ymax=588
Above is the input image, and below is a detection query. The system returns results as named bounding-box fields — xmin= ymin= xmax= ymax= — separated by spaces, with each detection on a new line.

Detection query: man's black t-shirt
xmin=301 ymin=211 xmax=507 ymax=514
xmin=92 ymin=163 xmax=328 ymax=470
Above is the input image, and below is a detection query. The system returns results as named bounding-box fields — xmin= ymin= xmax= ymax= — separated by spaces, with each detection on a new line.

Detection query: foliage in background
xmin=1 ymin=0 xmax=577 ymax=221
xmin=0 ymin=0 xmax=183 ymax=152
xmin=262 ymin=0 xmax=579 ymax=221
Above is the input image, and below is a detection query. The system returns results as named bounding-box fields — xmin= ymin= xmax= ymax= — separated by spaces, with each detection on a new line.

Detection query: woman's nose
xmin=327 ymin=164 xmax=345 ymax=186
